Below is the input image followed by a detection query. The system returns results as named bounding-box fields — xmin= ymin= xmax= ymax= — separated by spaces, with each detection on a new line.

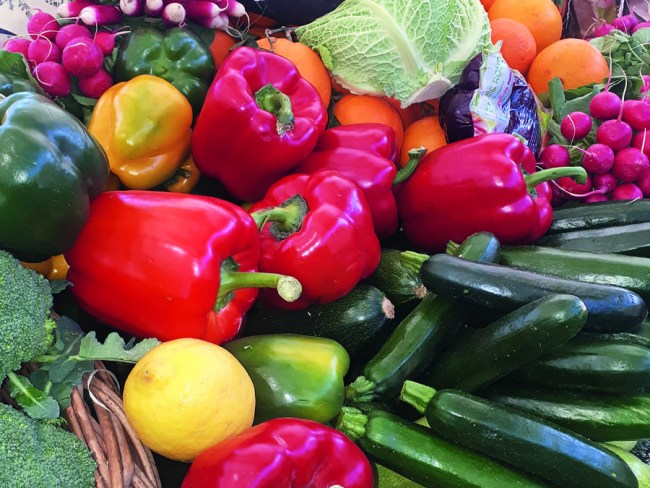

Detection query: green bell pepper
xmin=112 ymin=26 xmax=215 ymax=116
xmin=224 ymin=334 xmax=350 ymax=424
xmin=0 ymin=92 xmax=110 ymax=262
xmin=0 ymin=50 xmax=42 ymax=97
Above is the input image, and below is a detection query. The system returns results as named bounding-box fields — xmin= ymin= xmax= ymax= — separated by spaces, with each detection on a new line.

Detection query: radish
xmin=27 ymin=10 xmax=59 ymax=41
xmin=2 ymin=37 xmax=31 ymax=59
xmin=611 ymin=13 xmax=640 ymax=33
xmin=584 ymin=193 xmax=610 ymax=203
xmin=589 ymin=91 xmax=623 ymax=120
xmin=642 ymin=76 xmax=650 ymax=95
xmin=539 ymin=144 xmax=570 ymax=168
xmin=185 ymin=1 xmax=228 ymax=28
xmin=637 ymin=169 xmax=650 ymax=197
xmin=120 ymin=0 xmax=145 ymax=17
xmin=581 ymin=143 xmax=615 ymax=174
xmin=613 ymin=147 xmax=650 ymax=182
xmin=560 ymin=111 xmax=592 ymax=141
xmin=93 ymin=30 xmax=128 ymax=56
xmin=57 ymin=2 xmax=97 ymax=19
xmin=80 ymin=5 xmax=124 ymax=26
xmin=32 ymin=61 xmax=71 ymax=97
xmin=27 ymin=38 xmax=61 ymax=65
xmin=593 ymin=172 xmax=619 ymax=193
xmin=78 ymin=68 xmax=113 ymax=98
xmin=612 ymin=183 xmax=644 ymax=200
xmin=632 ymin=130 xmax=650 ymax=157
xmin=214 ymin=0 xmax=247 ymax=17
xmin=55 ymin=24 xmax=92 ymax=51
xmin=596 ymin=119 xmax=633 ymax=151
xmin=62 ymin=37 xmax=104 ymax=78
xmin=557 ymin=173 xmax=593 ymax=199
xmin=622 ymin=100 xmax=650 ymax=131
xmin=162 ymin=3 xmax=186 ymax=27
xmin=633 ymin=23 xmax=650 ymax=33
xmin=592 ymin=21 xmax=615 ymax=38
xmin=145 ymin=0 xmax=164 ymax=17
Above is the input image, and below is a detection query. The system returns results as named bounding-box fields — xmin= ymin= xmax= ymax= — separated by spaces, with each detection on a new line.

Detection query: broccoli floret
xmin=0 ymin=402 xmax=96 ymax=487
xmin=0 ymin=250 xmax=56 ymax=382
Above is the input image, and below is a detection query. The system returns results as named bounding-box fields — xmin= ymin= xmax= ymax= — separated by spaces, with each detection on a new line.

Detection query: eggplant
xmin=239 ymin=0 xmax=343 ymax=25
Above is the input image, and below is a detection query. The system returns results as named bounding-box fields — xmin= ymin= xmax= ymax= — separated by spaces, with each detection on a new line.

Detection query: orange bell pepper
xmin=164 ymin=155 xmax=201 ymax=194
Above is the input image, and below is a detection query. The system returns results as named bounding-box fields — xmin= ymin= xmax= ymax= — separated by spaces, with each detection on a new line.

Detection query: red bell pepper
xmin=396 ymin=133 xmax=587 ymax=252
xmin=191 ymin=46 xmax=328 ymax=202
xmin=248 ymin=170 xmax=381 ymax=309
xmin=293 ymin=124 xmax=400 ymax=238
xmin=64 ymin=191 xmax=301 ymax=344
xmin=182 ymin=417 xmax=374 ymax=488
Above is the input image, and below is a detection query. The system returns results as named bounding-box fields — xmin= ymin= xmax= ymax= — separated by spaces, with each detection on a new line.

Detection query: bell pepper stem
xmin=345 ymin=376 xmax=377 ymax=403
xmin=335 ymin=406 xmax=368 ymax=442
xmin=399 ymin=380 xmax=437 ymax=415
xmin=254 ymin=83 xmax=295 ymax=136
xmin=393 ymin=147 xmax=427 ymax=185
xmin=250 ymin=195 xmax=308 ymax=239
xmin=218 ymin=271 xmax=302 ymax=304
xmin=525 ymin=166 xmax=587 ymax=193
xmin=400 ymin=250 xmax=431 ymax=274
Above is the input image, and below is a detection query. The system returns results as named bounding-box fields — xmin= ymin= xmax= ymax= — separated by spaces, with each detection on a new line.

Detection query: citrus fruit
xmin=490 ymin=18 xmax=537 ymax=75
xmin=400 ymin=116 xmax=447 ymax=167
xmin=334 ymin=94 xmax=405 ymax=148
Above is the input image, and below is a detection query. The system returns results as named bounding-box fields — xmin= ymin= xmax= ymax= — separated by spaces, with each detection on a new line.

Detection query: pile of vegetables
xmin=1 ymin=0 xmax=650 ymax=486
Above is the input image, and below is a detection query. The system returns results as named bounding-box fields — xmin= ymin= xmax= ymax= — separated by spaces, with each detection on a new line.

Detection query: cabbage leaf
xmin=295 ymin=0 xmax=491 ymax=106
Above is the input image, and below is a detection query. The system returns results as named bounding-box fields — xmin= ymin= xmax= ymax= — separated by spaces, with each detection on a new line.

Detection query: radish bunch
xmin=541 ymin=90 xmax=650 ymax=204
xmin=1 ymin=10 xmax=120 ymax=99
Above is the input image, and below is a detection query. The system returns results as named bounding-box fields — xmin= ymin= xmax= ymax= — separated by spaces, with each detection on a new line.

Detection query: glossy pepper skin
xmin=294 ymin=123 xmax=399 ymax=239
xmin=192 ymin=46 xmax=328 ymax=202
xmin=224 ymin=334 xmax=350 ymax=424
xmin=182 ymin=417 xmax=374 ymax=488
xmin=65 ymin=191 xmax=268 ymax=344
xmin=113 ymin=27 xmax=215 ymax=115
xmin=248 ymin=170 xmax=381 ymax=309
xmin=396 ymin=133 xmax=586 ymax=252
xmin=88 ymin=74 xmax=193 ymax=190
xmin=0 ymin=92 xmax=109 ymax=262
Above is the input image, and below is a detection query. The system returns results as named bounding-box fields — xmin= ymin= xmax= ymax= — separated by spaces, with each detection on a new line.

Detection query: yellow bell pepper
xmin=88 ymin=75 xmax=193 ymax=190
xmin=20 ymin=254 xmax=69 ymax=280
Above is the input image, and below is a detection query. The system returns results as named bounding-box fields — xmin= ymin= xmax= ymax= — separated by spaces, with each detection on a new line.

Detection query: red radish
xmin=32 ymin=61 xmax=71 ymax=97
xmin=80 ymin=5 xmax=124 ymax=26
xmin=62 ymin=37 xmax=104 ymax=78
xmin=145 ymin=0 xmax=164 ymax=17
xmin=55 ymin=24 xmax=92 ymax=51
xmin=592 ymin=21 xmax=615 ymax=37
xmin=560 ymin=111 xmax=592 ymax=141
xmin=581 ymin=143 xmax=615 ymax=174
xmin=93 ymin=30 xmax=128 ymax=56
xmin=78 ymin=68 xmax=113 ymax=98
xmin=551 ymin=183 xmax=567 ymax=206
xmin=214 ymin=0 xmax=246 ymax=17
xmin=593 ymin=172 xmax=619 ymax=193
xmin=584 ymin=193 xmax=610 ymax=203
xmin=612 ymin=183 xmax=644 ymax=200
xmin=185 ymin=1 xmax=228 ymax=28
xmin=589 ymin=91 xmax=623 ymax=120
xmin=27 ymin=38 xmax=61 ymax=64
xmin=57 ymin=2 xmax=97 ymax=19
xmin=637 ymin=169 xmax=650 ymax=196
xmin=162 ymin=3 xmax=186 ymax=27
xmin=557 ymin=173 xmax=593 ymax=199
xmin=622 ymin=100 xmax=650 ymax=131
xmin=539 ymin=144 xmax=570 ymax=168
xmin=611 ymin=13 xmax=640 ymax=33
xmin=27 ymin=10 xmax=59 ymax=41
xmin=633 ymin=23 xmax=650 ymax=33
xmin=613 ymin=147 xmax=650 ymax=182
xmin=2 ymin=37 xmax=31 ymax=58
xmin=596 ymin=119 xmax=633 ymax=151
xmin=120 ymin=0 xmax=145 ymax=17
xmin=633 ymin=130 xmax=650 ymax=157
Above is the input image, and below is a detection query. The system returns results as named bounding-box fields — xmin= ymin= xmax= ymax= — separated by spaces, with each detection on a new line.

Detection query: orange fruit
xmin=386 ymin=98 xmax=424 ymax=129
xmin=333 ymin=94 xmax=405 ymax=149
xmin=209 ymin=30 xmax=237 ymax=70
xmin=480 ymin=0 xmax=496 ymax=10
xmin=488 ymin=0 xmax=563 ymax=53
xmin=399 ymin=116 xmax=447 ymax=167
xmin=490 ymin=18 xmax=537 ymax=75
xmin=257 ymin=37 xmax=331 ymax=108
xmin=527 ymin=38 xmax=610 ymax=95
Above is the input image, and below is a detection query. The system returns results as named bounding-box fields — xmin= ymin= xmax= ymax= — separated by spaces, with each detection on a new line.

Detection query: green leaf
xmin=0 ymin=50 xmax=44 ymax=96
xmin=547 ymin=77 xmax=566 ymax=123
xmin=48 ymin=356 xmax=78 ymax=383
xmin=77 ymin=332 xmax=160 ymax=363
xmin=53 ymin=316 xmax=86 ymax=357
xmin=559 ymin=85 xmax=601 ymax=120
xmin=49 ymin=279 xmax=71 ymax=295
xmin=7 ymin=373 xmax=60 ymax=420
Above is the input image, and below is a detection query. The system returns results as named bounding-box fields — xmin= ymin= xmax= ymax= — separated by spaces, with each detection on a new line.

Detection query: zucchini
xmin=483 ymin=382 xmax=650 ymax=442
xmin=547 ymin=200 xmax=650 ymax=234
xmin=422 ymin=294 xmax=587 ymax=392
xmin=536 ymin=222 xmax=650 ymax=256
xmin=401 ymin=382 xmax=638 ymax=488
xmin=364 ymin=249 xmax=426 ymax=309
xmin=242 ymin=284 xmax=394 ymax=362
xmin=336 ymin=407 xmax=552 ymax=488
xmin=346 ymin=233 xmax=500 ymax=402
xmin=516 ymin=335 xmax=650 ymax=393
xmin=602 ymin=444 xmax=650 ymax=488
xmin=499 ymin=245 xmax=650 ymax=302
xmin=420 ymin=254 xmax=647 ymax=333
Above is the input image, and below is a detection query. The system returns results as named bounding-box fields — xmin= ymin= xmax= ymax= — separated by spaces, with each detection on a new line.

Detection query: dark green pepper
xmin=113 ymin=27 xmax=215 ymax=116
xmin=0 ymin=92 xmax=109 ymax=262
xmin=0 ymin=50 xmax=42 ymax=97
xmin=224 ymin=334 xmax=349 ymax=424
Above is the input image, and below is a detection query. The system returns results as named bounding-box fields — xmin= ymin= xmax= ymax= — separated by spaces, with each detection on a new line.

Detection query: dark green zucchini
xmin=335 ymin=407 xmax=552 ymax=488
xmin=547 ymin=200 xmax=650 ymax=234
xmin=422 ymin=294 xmax=587 ymax=392
xmin=364 ymin=249 xmax=426 ymax=308
xmin=419 ymin=254 xmax=647 ymax=333
xmin=346 ymin=233 xmax=500 ymax=403
xmin=483 ymin=382 xmax=650 ymax=442
xmin=516 ymin=334 xmax=650 ymax=393
xmin=242 ymin=284 xmax=394 ymax=362
xmin=536 ymin=222 xmax=650 ymax=256
xmin=401 ymin=382 xmax=638 ymax=488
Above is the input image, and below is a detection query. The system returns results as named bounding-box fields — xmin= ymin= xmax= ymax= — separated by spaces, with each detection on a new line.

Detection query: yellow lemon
xmin=123 ymin=338 xmax=255 ymax=462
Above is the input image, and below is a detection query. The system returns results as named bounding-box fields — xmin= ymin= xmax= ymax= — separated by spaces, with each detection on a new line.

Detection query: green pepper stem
xmin=345 ymin=376 xmax=377 ymax=403
xmin=399 ymin=250 xmax=431 ymax=274
xmin=217 ymin=271 xmax=302 ymax=304
xmin=446 ymin=240 xmax=461 ymax=255
xmin=525 ymin=166 xmax=587 ymax=192
xmin=254 ymin=83 xmax=295 ymax=136
xmin=334 ymin=406 xmax=368 ymax=441
xmin=393 ymin=147 xmax=427 ymax=185
xmin=399 ymin=380 xmax=437 ymax=415
xmin=250 ymin=195 xmax=308 ymax=239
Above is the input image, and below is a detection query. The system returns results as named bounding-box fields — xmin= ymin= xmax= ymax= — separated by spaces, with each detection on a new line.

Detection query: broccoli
xmin=0 ymin=402 xmax=96 ymax=487
xmin=0 ymin=250 xmax=56 ymax=382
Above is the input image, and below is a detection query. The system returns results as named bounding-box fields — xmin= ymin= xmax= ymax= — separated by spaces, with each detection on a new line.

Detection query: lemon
xmin=123 ymin=338 xmax=255 ymax=462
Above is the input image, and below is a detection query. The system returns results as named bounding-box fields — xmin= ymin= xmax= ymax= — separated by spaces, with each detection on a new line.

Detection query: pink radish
xmin=185 ymin=1 xmax=228 ymax=29
xmin=214 ymin=0 xmax=247 ymax=17
xmin=592 ymin=21 xmax=615 ymax=38
xmin=589 ymin=91 xmax=623 ymax=120
xmin=93 ymin=30 xmax=128 ymax=56
xmin=581 ymin=143 xmax=615 ymax=174
xmin=612 ymin=182 xmax=644 ymax=200
xmin=611 ymin=13 xmax=640 ymax=33
xmin=637 ymin=169 xmax=650 ymax=197
xmin=557 ymin=173 xmax=593 ymax=199
xmin=162 ymin=3 xmax=186 ymax=27
xmin=27 ymin=10 xmax=59 ymax=41
xmin=78 ymin=68 xmax=113 ymax=98
xmin=633 ymin=23 xmax=650 ymax=33
xmin=633 ymin=130 xmax=650 ymax=157
xmin=27 ymin=38 xmax=61 ymax=65
xmin=539 ymin=144 xmax=570 ymax=168
xmin=80 ymin=5 xmax=124 ymax=26
xmin=62 ymin=37 xmax=104 ymax=78
xmin=145 ymin=0 xmax=164 ymax=17
xmin=57 ymin=2 xmax=97 ymax=19
xmin=584 ymin=193 xmax=610 ymax=203
xmin=622 ymin=100 xmax=650 ymax=131
xmin=2 ymin=37 xmax=31 ymax=58
xmin=120 ymin=0 xmax=145 ymax=17
xmin=613 ymin=147 xmax=650 ymax=182
xmin=560 ymin=111 xmax=593 ymax=141
xmin=596 ymin=119 xmax=634 ymax=151
xmin=55 ymin=24 xmax=92 ymax=51
xmin=593 ymin=172 xmax=619 ymax=193
xmin=32 ymin=61 xmax=71 ymax=97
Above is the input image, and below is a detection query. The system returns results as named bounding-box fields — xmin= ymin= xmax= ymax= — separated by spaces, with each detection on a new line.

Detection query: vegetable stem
xmin=334 ymin=406 xmax=368 ymax=441
xmin=399 ymin=380 xmax=436 ymax=414
xmin=217 ymin=271 xmax=302 ymax=306
xmin=399 ymin=250 xmax=430 ymax=274
xmin=250 ymin=194 xmax=308 ymax=238
xmin=254 ymin=83 xmax=295 ymax=136
xmin=525 ymin=166 xmax=587 ymax=192
xmin=345 ymin=376 xmax=377 ymax=403
xmin=393 ymin=147 xmax=426 ymax=185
